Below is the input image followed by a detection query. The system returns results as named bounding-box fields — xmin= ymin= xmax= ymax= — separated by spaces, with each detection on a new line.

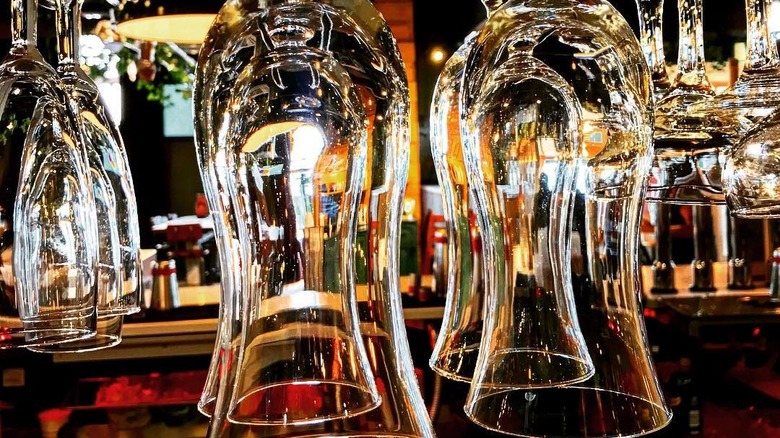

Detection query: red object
xmin=151 ymin=265 xmax=177 ymax=276
xmin=93 ymin=371 xmax=207 ymax=408
xmin=237 ymin=384 xmax=324 ymax=420
xmin=38 ymin=408 xmax=71 ymax=423
xmin=414 ymin=367 xmax=424 ymax=390
xmin=195 ymin=193 xmax=210 ymax=218
xmin=166 ymin=224 xmax=204 ymax=243
xmin=421 ymin=211 xmax=446 ymax=275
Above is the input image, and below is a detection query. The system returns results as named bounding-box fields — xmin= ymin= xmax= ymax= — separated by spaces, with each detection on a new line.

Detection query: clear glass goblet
xmin=0 ymin=0 xmax=98 ymax=349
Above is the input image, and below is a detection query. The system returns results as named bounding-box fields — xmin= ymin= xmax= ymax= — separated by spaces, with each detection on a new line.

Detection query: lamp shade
xmin=114 ymin=0 xmax=218 ymax=45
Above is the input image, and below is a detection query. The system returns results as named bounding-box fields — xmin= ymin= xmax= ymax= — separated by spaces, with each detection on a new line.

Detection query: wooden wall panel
xmin=374 ymin=0 xmax=421 ymax=220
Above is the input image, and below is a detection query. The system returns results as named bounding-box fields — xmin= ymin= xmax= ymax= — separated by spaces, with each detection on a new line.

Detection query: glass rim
xmin=228 ymin=379 xmax=381 ymax=426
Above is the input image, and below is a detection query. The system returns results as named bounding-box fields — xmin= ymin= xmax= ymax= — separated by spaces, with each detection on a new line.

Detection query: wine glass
xmin=636 ymin=0 xmax=672 ymax=101
xmin=428 ymin=0 xmax=507 ymax=383
xmin=30 ymin=0 xmax=142 ymax=352
xmin=648 ymin=0 xmax=731 ymax=205
xmin=197 ymin=2 xmax=434 ymax=436
xmin=463 ymin=52 xmax=595 ymax=392
xmin=720 ymin=0 xmax=780 ymax=217
xmin=193 ymin=8 xmax=256 ymax=417
xmin=724 ymin=110 xmax=780 ymax=217
xmin=459 ymin=0 xmax=670 ymax=435
xmin=0 ymin=0 xmax=99 ymax=349
xmin=636 ymin=0 xmax=678 ymax=293
xmin=706 ymin=0 xmax=780 ymax=136
xmin=219 ymin=13 xmax=384 ymax=427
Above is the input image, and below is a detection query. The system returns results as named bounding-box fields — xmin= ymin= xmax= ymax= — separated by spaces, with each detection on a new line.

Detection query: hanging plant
xmin=116 ymin=41 xmax=195 ymax=104
xmin=79 ymin=27 xmax=195 ymax=105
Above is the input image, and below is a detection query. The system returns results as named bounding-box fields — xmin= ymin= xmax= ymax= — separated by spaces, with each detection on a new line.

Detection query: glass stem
xmin=54 ymin=0 xmax=82 ymax=75
xmin=745 ymin=0 xmax=780 ymax=71
xmin=482 ymin=0 xmax=508 ymax=16
xmin=11 ymin=0 xmax=37 ymax=48
xmin=637 ymin=0 xmax=670 ymax=86
xmin=675 ymin=0 xmax=712 ymax=90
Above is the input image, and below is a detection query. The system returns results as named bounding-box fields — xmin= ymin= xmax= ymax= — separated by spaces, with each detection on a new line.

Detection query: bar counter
xmin=642 ymin=262 xmax=780 ymax=337
xmin=43 ymin=283 xmax=444 ymax=363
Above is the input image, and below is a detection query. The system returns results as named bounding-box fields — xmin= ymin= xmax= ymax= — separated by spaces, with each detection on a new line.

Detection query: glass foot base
xmin=430 ymin=345 xmax=480 ymax=383
xmin=27 ymin=315 xmax=123 ymax=353
xmin=646 ymin=136 xmax=729 ymax=205
xmin=465 ymin=386 xmax=671 ymax=438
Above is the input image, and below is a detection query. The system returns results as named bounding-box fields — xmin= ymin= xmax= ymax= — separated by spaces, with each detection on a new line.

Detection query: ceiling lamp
xmin=114 ymin=0 xmax=217 ymax=46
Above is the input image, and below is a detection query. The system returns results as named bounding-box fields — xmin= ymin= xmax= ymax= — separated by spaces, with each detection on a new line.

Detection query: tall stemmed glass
xmin=57 ymin=0 xmax=141 ymax=311
xmin=0 ymin=0 xmax=99 ymax=348
xmin=197 ymin=1 xmax=434 ymax=436
xmin=30 ymin=0 xmax=142 ymax=352
xmin=429 ymin=0 xmax=507 ymax=383
xmin=635 ymin=0 xmax=676 ymax=293
xmin=709 ymin=0 xmax=780 ymax=135
xmin=721 ymin=0 xmax=780 ymax=217
xmin=636 ymin=0 xmax=671 ymax=101
xmin=648 ymin=0 xmax=731 ymax=205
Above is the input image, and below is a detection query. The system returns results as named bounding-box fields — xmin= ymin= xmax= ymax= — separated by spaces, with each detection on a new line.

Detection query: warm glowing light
xmin=242 ymin=121 xmax=303 ymax=153
xmin=290 ymin=124 xmax=326 ymax=171
xmin=116 ymin=14 xmax=215 ymax=45
xmin=745 ymin=141 xmax=766 ymax=158
xmin=430 ymin=47 xmax=447 ymax=64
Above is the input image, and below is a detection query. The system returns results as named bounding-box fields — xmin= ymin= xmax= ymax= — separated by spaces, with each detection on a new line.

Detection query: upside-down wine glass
xmin=428 ymin=0 xmax=508 ymax=383
xmin=0 ymin=0 xmax=100 ymax=349
xmin=29 ymin=0 xmax=142 ymax=352
xmin=722 ymin=0 xmax=780 ymax=217
xmin=648 ymin=0 xmax=731 ymax=205
xmin=195 ymin=1 xmax=435 ymax=437
xmin=459 ymin=0 xmax=672 ymax=435
xmin=635 ymin=0 xmax=677 ymax=294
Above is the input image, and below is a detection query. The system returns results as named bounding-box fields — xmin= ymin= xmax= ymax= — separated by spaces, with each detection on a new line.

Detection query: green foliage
xmin=113 ymin=41 xmax=194 ymax=105
xmin=0 ymin=113 xmax=31 ymax=145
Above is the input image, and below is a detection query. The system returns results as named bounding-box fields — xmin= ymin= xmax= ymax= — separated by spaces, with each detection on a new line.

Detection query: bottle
xmin=666 ymin=357 xmax=700 ymax=436
xmin=400 ymin=199 xmax=421 ymax=300
xmin=690 ymin=206 xmax=717 ymax=292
